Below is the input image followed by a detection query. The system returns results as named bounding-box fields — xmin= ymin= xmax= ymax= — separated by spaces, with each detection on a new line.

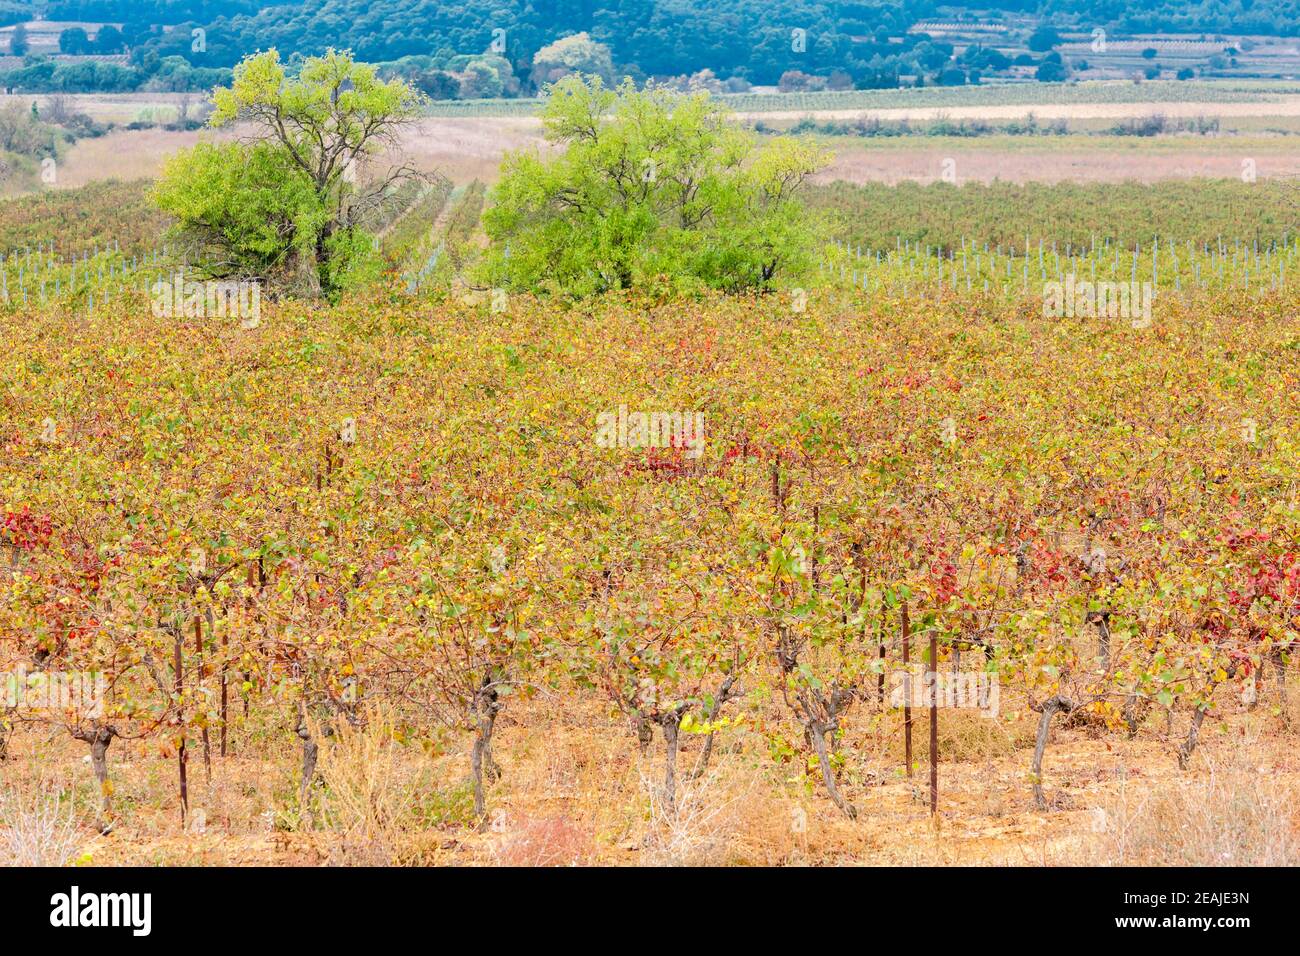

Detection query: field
xmin=809 ymin=179 xmax=1297 ymax=248
xmin=2 ymin=62 xmax=1300 ymax=870
xmin=813 ymin=141 xmax=1300 ymax=185
xmin=424 ymin=80 xmax=1300 ymax=117
xmin=19 ymin=81 xmax=1300 ymax=193
xmin=1 ymin=165 xmax=1299 ymax=865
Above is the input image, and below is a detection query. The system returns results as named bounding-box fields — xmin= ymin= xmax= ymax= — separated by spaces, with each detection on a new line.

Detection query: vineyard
xmin=0 ymin=182 xmax=165 ymax=260
xmin=812 ymin=179 xmax=1298 ymax=253
xmin=425 ymin=79 xmax=1300 ymax=118
xmin=2 ymin=173 xmax=1300 ymax=867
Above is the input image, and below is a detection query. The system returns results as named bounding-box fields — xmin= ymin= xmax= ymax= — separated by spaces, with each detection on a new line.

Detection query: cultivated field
xmin=424 ymin=80 xmax=1300 ymax=117
xmin=1 ymin=172 xmax=1299 ymax=864
xmin=2 ymin=69 xmax=1300 ymax=867
xmin=29 ymin=81 xmax=1300 ymax=191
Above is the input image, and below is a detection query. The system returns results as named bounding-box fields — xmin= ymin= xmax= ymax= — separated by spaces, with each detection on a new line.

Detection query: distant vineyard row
xmin=813 ymin=179 xmax=1299 ymax=252
xmin=425 ymin=80 xmax=1300 ymax=117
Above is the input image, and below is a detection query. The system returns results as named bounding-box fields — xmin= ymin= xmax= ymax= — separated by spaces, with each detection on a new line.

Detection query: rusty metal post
xmin=902 ymin=602 xmax=911 ymax=777
xmin=929 ymin=629 xmax=938 ymax=816
xmin=877 ymin=595 xmax=887 ymax=703
xmin=174 ymin=631 xmax=187 ymax=824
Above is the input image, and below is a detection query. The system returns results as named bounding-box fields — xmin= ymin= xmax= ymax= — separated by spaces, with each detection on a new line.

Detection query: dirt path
xmin=739 ymin=96 xmax=1300 ymax=122
xmin=48 ymin=103 xmax=1300 ymax=193
xmin=816 ymin=145 xmax=1300 ymax=184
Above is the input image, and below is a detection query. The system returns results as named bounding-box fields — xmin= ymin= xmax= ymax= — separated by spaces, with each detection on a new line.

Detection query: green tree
xmin=1036 ymin=54 xmax=1069 ymax=83
xmin=1028 ymin=26 xmax=1061 ymax=52
xmin=95 ymin=25 xmax=125 ymax=54
xmin=481 ymin=76 xmax=829 ymax=297
xmin=459 ymin=59 xmax=504 ymax=98
xmin=529 ymin=32 xmax=615 ymax=90
xmin=152 ymin=141 xmax=325 ymax=279
xmin=59 ymin=28 xmax=91 ymax=55
xmin=10 ymin=23 xmax=28 ymax=58
xmin=416 ymin=69 xmax=460 ymax=100
xmin=153 ymin=49 xmax=429 ymax=297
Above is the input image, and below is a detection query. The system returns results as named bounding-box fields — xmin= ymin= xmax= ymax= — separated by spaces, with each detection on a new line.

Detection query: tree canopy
xmin=6 ymin=1 xmax=1300 ymax=92
xmin=152 ymin=49 xmax=429 ymax=297
xmin=481 ymin=75 xmax=829 ymax=297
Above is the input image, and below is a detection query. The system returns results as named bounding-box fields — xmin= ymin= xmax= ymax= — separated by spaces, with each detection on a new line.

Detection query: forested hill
xmin=3 ymin=0 xmax=1298 ymax=94
xmin=27 ymin=0 xmax=1300 ymax=73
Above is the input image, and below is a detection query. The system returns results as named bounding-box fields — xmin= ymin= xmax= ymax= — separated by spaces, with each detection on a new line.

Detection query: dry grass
xmin=871 ymin=708 xmax=1032 ymax=764
xmin=495 ymin=814 xmax=595 ymax=866
xmin=0 ymin=780 xmax=84 ymax=866
xmin=816 ymin=143 xmax=1300 ymax=185
xmin=0 ymin=93 xmax=197 ymax=124
xmin=56 ymin=128 xmax=210 ymax=188
xmin=3 ymin=689 xmax=1299 ymax=866
xmin=396 ymin=117 xmax=550 ymax=185
xmin=639 ymin=763 xmax=757 ymax=866
xmin=1080 ymin=728 xmax=1300 ymax=866
xmin=312 ymin=712 xmax=471 ymax=866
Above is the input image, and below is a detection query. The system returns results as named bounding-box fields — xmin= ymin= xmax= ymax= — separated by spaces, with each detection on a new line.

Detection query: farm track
xmin=740 ymin=97 xmax=1300 ymax=123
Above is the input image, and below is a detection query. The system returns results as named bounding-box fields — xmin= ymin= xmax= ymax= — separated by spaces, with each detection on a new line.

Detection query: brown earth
xmin=815 ymin=145 xmax=1300 ymax=184
xmin=5 ymin=686 xmax=1297 ymax=867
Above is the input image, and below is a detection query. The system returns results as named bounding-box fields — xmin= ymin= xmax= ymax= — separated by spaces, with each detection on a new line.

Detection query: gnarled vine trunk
xmin=73 ymin=723 xmax=116 ymax=833
xmin=470 ymin=676 xmax=501 ymax=823
xmin=634 ymin=712 xmax=654 ymax=755
xmin=296 ymin=710 xmax=318 ymax=810
xmin=659 ymin=710 xmax=683 ymax=813
xmin=1178 ymin=705 xmax=1207 ymax=771
xmin=1031 ymin=695 xmax=1073 ymax=810
xmin=774 ymin=623 xmax=858 ymax=819
xmin=1270 ymin=645 xmax=1290 ymax=725
xmin=1086 ymin=610 xmax=1111 ymax=670
xmin=690 ymin=673 xmax=739 ymax=780
xmin=808 ymin=717 xmax=856 ymax=819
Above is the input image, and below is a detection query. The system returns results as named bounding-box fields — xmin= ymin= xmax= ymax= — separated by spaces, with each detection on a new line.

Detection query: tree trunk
xmin=1123 ymin=693 xmax=1145 ymax=739
xmin=692 ymin=723 xmax=718 ymax=780
xmin=902 ymin=603 xmax=912 ymax=776
xmin=1178 ymin=706 xmax=1207 ymax=770
xmin=660 ymin=712 xmax=682 ymax=814
xmin=876 ymin=596 xmax=887 ymax=703
xmin=1087 ymin=610 xmax=1110 ymax=670
xmin=483 ymin=731 xmax=500 ymax=784
xmin=195 ymin=615 xmax=211 ymax=780
xmin=809 ymin=720 xmax=856 ymax=819
xmin=90 ymin=731 xmax=112 ymax=831
xmin=220 ymin=621 xmax=229 ymax=758
xmin=296 ymin=713 xmax=318 ymax=810
xmin=288 ymin=247 xmax=322 ymax=299
xmin=690 ymin=673 xmax=737 ymax=780
xmin=1271 ymin=646 xmax=1290 ymax=725
xmin=470 ymin=680 xmax=501 ymax=823
xmin=929 ymin=630 xmax=939 ymax=816
xmin=1031 ymin=695 xmax=1072 ymax=810
xmin=470 ymin=725 xmax=488 ymax=822
xmin=74 ymin=723 xmax=115 ymax=833
xmin=634 ymin=712 xmax=654 ymax=755
xmin=174 ymin=630 xmax=187 ymax=824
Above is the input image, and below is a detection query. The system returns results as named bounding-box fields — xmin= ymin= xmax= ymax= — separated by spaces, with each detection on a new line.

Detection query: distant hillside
xmin=1 ymin=1 xmax=1297 ymax=93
